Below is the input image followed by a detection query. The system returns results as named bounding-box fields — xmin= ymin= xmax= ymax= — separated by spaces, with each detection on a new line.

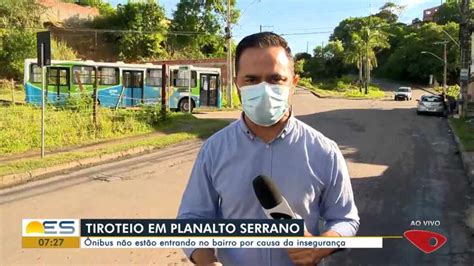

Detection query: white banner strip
xmin=81 ymin=237 xmax=383 ymax=249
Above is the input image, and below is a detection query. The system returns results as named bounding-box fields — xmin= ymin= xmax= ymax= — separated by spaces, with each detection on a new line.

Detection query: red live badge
xmin=403 ymin=230 xmax=447 ymax=254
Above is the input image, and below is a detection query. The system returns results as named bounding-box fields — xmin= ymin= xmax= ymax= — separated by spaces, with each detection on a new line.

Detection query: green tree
xmin=202 ymin=0 xmax=240 ymax=25
xmin=167 ymin=0 xmax=239 ymax=58
xmin=0 ymin=0 xmax=44 ymax=29
xmin=114 ymin=2 xmax=168 ymax=61
xmin=434 ymin=0 xmax=461 ymax=24
xmin=381 ymin=22 xmax=459 ymax=83
xmin=294 ymin=52 xmax=312 ymax=62
xmin=375 ymin=2 xmax=404 ymax=24
xmin=305 ymin=40 xmax=346 ymax=80
xmin=294 ymin=59 xmax=305 ymax=77
xmin=168 ymin=0 xmax=223 ymax=58
xmin=359 ymin=23 xmax=390 ymax=93
xmin=344 ymin=33 xmax=365 ymax=89
xmin=0 ymin=31 xmax=36 ymax=80
xmin=334 ymin=16 xmax=390 ymax=93
xmin=0 ymin=0 xmax=77 ymax=80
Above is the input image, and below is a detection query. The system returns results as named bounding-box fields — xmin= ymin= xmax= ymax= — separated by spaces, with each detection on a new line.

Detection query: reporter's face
xmin=235 ymin=47 xmax=298 ymax=99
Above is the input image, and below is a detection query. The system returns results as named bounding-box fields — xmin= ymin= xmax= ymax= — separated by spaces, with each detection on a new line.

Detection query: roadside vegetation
xmin=0 ymin=116 xmax=228 ymax=176
xmin=0 ymin=102 xmax=227 ymax=155
xmin=434 ymin=84 xmax=461 ymax=98
xmin=450 ymin=118 xmax=474 ymax=152
xmin=298 ymin=77 xmax=385 ymax=99
xmin=0 ymin=80 xmax=26 ymax=103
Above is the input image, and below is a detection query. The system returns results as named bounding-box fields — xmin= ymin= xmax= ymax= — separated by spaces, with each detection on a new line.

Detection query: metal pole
xmin=11 ymin=78 xmax=15 ymax=104
xmin=41 ymin=44 xmax=46 ymax=158
xmin=188 ymin=67 xmax=191 ymax=113
xmin=443 ymin=42 xmax=447 ymax=91
xmin=93 ymin=66 xmax=98 ymax=126
xmin=226 ymin=0 xmax=233 ymax=108
xmin=260 ymin=25 xmax=262 ymax=33
xmin=459 ymin=0 xmax=471 ymax=117
xmin=161 ymin=64 xmax=167 ymax=111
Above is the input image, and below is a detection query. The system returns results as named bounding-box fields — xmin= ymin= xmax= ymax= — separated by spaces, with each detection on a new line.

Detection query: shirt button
xmin=266 ymin=145 xmax=270 ymax=149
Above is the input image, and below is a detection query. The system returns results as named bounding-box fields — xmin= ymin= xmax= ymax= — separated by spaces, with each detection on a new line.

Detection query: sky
xmin=107 ymin=0 xmax=445 ymax=54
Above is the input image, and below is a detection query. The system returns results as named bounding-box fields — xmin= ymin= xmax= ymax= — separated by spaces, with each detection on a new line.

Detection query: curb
xmin=307 ymin=90 xmax=327 ymax=99
xmin=447 ymin=119 xmax=474 ymax=188
xmin=300 ymin=86 xmax=389 ymax=101
xmin=0 ymin=144 xmax=178 ymax=189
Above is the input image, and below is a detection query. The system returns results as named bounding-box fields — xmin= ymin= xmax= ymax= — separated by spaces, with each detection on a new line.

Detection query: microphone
xmin=252 ymin=175 xmax=296 ymax=220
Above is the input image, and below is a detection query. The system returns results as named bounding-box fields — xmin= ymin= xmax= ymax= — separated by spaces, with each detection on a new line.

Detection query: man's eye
xmin=272 ymin=76 xmax=285 ymax=83
xmin=245 ymin=78 xmax=256 ymax=83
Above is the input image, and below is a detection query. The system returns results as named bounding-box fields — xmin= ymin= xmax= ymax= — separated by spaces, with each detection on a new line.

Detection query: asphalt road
xmin=1 ymin=87 xmax=473 ymax=265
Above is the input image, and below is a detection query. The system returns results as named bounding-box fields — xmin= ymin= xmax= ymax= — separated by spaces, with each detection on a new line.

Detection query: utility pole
xmin=459 ymin=0 xmax=471 ymax=117
xmin=226 ymin=0 xmax=233 ymax=108
xmin=434 ymin=40 xmax=449 ymax=91
xmin=443 ymin=41 xmax=447 ymax=90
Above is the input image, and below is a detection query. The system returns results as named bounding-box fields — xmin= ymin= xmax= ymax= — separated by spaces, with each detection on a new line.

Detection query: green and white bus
xmin=24 ymin=59 xmax=222 ymax=111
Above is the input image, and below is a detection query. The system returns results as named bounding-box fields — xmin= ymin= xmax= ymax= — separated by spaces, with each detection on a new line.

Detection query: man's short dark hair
xmin=235 ymin=32 xmax=294 ymax=74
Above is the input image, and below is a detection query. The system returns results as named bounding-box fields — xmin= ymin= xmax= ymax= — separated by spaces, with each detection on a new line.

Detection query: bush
xmin=61 ymin=94 xmax=94 ymax=111
xmin=339 ymin=75 xmax=356 ymax=84
xmin=138 ymin=105 xmax=170 ymax=127
xmin=298 ymin=77 xmax=313 ymax=88
xmin=221 ymin=85 xmax=241 ymax=108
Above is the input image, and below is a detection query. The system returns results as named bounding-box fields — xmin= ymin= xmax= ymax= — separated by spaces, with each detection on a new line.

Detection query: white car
xmin=417 ymin=95 xmax=446 ymax=116
xmin=394 ymin=87 xmax=412 ymax=101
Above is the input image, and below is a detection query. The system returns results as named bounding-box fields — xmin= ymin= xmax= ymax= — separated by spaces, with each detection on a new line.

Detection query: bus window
xmin=99 ymin=67 xmax=119 ymax=85
xmin=48 ymin=68 xmax=68 ymax=86
xmin=73 ymin=66 xmax=96 ymax=85
xmin=30 ymin=64 xmax=42 ymax=83
xmin=172 ymin=70 xmax=196 ymax=87
xmin=146 ymin=69 xmax=162 ymax=86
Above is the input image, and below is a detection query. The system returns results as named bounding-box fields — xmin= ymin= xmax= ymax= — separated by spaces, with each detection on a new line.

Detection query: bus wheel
xmin=179 ymin=98 xmax=194 ymax=113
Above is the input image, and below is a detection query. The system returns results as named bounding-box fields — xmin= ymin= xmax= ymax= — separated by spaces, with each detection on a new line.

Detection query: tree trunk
xmin=366 ymin=64 xmax=371 ymax=95
xmin=358 ymin=58 xmax=363 ymax=93
xmin=364 ymin=55 xmax=369 ymax=95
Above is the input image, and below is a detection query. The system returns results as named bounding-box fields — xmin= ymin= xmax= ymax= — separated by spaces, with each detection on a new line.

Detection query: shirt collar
xmin=238 ymin=108 xmax=296 ymax=142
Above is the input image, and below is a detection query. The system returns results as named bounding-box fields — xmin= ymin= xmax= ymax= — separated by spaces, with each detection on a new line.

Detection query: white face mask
xmin=239 ymin=82 xmax=290 ymax=127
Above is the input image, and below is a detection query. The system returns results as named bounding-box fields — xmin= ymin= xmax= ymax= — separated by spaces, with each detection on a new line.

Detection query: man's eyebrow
xmin=243 ymin=74 xmax=258 ymax=79
xmin=270 ymin=73 xmax=287 ymax=79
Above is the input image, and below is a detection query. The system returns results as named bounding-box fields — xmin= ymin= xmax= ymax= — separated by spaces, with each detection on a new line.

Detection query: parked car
xmin=416 ymin=95 xmax=446 ymax=116
xmin=394 ymin=87 xmax=412 ymax=101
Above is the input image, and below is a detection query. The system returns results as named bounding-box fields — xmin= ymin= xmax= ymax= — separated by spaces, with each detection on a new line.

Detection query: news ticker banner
xmin=22 ymin=219 xmax=384 ymax=249
xmin=22 ymin=219 xmax=449 ymax=253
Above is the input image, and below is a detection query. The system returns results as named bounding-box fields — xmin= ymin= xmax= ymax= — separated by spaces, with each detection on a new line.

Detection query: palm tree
xmin=344 ymin=23 xmax=389 ymax=94
xmin=362 ymin=26 xmax=390 ymax=94
xmin=344 ymin=33 xmax=365 ymax=92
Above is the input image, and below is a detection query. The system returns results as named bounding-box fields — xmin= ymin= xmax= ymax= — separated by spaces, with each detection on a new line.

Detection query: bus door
xmin=47 ymin=67 xmax=70 ymax=102
xmin=199 ymin=74 xmax=218 ymax=107
xmin=122 ymin=70 xmax=144 ymax=106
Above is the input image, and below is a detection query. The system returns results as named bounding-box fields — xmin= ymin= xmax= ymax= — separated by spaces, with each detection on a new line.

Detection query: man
xmin=177 ymin=32 xmax=359 ymax=265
